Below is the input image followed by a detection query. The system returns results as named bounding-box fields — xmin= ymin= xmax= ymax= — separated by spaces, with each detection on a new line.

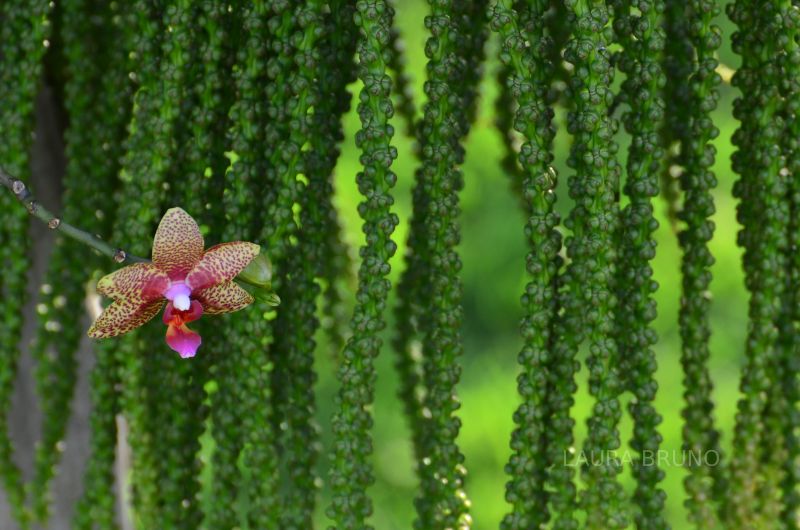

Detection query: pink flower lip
xmin=166 ymin=323 xmax=202 ymax=358
xmin=163 ymin=300 xmax=203 ymax=358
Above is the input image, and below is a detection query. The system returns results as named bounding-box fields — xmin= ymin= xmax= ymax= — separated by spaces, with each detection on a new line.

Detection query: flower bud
xmin=236 ymin=253 xmax=273 ymax=288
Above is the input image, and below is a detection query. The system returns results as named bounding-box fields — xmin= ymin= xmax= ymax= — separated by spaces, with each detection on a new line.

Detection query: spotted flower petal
xmin=96 ymin=263 xmax=170 ymax=303
xmin=185 ymin=242 xmax=260 ymax=291
xmin=152 ymin=207 xmax=204 ymax=280
xmin=193 ymin=281 xmax=254 ymax=314
xmin=166 ymin=323 xmax=201 ymax=358
xmin=88 ymin=299 xmax=165 ymax=338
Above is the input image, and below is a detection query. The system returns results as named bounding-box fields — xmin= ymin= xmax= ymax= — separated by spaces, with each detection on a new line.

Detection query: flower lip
xmin=163 ymin=299 xmax=203 ymax=326
xmin=164 ymin=282 xmax=192 ymax=311
xmin=166 ymin=323 xmax=201 ymax=358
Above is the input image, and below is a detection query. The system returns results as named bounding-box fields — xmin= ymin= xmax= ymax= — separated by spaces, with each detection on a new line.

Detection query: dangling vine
xmin=777 ymin=4 xmax=800 ymax=526
xmin=327 ymin=1 xmax=399 ymax=526
xmin=561 ymin=1 xmax=626 ymax=528
xmin=490 ymin=1 xmax=560 ymax=529
xmin=612 ymin=0 xmax=668 ymax=527
xmin=0 ymin=2 xmax=52 ymax=527
xmin=3 ymin=1 xmax=800 ymax=529
xmin=659 ymin=0 xmax=693 ymax=228
xmin=30 ymin=0 xmax=131 ymax=523
xmin=263 ymin=3 xmax=326 ymax=526
xmin=410 ymin=1 xmax=483 ymax=528
xmin=672 ymin=0 xmax=725 ymax=527
xmin=728 ymin=0 xmax=792 ymax=527
xmin=207 ymin=3 xmax=275 ymax=528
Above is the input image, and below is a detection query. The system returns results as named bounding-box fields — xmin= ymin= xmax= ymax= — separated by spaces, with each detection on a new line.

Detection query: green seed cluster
xmin=36 ymin=0 xmax=132 ymax=525
xmin=261 ymin=3 xmax=327 ymax=527
xmin=101 ymin=1 xmax=175 ymax=527
xmin=314 ymin=0 xmax=358 ymax=359
xmin=658 ymin=1 xmax=693 ymax=227
xmin=387 ymin=13 xmax=417 ymax=139
xmin=777 ymin=3 xmax=800 ymax=525
xmin=668 ymin=1 xmax=725 ymax=527
xmin=207 ymin=3 xmax=276 ymax=528
xmin=140 ymin=5 xmax=219 ymax=529
xmin=727 ymin=0 xmax=793 ymax=527
xmin=453 ymin=0 xmax=489 ymax=131
xmin=0 ymin=1 xmax=52 ymax=527
xmin=611 ymin=0 xmax=668 ymax=528
xmin=326 ymin=1 xmax=398 ymax=527
xmin=490 ymin=1 xmax=560 ymax=529
xmin=255 ymin=3 xmax=305 ymax=464
xmin=409 ymin=1 xmax=480 ymax=528
xmin=495 ymin=63 xmax=525 ymax=206
xmin=259 ymin=1 xmax=311 ymax=262
xmin=392 ymin=0 xmax=486 ymax=483
xmin=152 ymin=4 xmax=243 ymax=528
xmin=9 ymin=1 xmax=800 ymax=527
xmin=561 ymin=1 xmax=626 ymax=528
xmin=71 ymin=340 xmax=121 ymax=530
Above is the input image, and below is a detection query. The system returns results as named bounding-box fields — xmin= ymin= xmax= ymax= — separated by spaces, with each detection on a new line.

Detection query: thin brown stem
xmin=0 ymin=167 xmax=149 ymax=264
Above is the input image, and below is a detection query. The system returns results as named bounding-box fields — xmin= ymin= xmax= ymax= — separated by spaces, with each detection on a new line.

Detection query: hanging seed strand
xmin=453 ymin=0 xmax=490 ymax=130
xmin=108 ymin=0 xmax=174 ymax=526
xmin=561 ymin=1 xmax=626 ymax=528
xmin=270 ymin=0 xmax=325 ymax=530
xmin=206 ymin=2 xmax=277 ymax=528
xmin=658 ymin=1 xmax=693 ymax=229
xmin=611 ymin=0 xmax=669 ymax=528
xmin=490 ymin=1 xmax=561 ymax=528
xmin=412 ymin=1 xmax=477 ymax=528
xmin=387 ymin=12 xmax=417 ymax=138
xmin=671 ymin=0 xmax=725 ymax=527
xmin=144 ymin=3 xmax=242 ymax=528
xmin=226 ymin=6 xmax=282 ymax=526
xmin=34 ymin=0 xmax=133 ymax=523
xmin=777 ymin=3 xmax=800 ymax=526
xmin=327 ymin=1 xmax=399 ymax=527
xmin=311 ymin=0 xmax=358 ymax=360
xmin=261 ymin=2 xmax=327 ymax=527
xmin=0 ymin=1 xmax=53 ymax=527
xmin=727 ymin=0 xmax=792 ymax=526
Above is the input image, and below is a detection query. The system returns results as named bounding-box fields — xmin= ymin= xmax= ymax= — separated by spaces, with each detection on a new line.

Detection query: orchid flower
xmin=88 ymin=207 xmax=260 ymax=358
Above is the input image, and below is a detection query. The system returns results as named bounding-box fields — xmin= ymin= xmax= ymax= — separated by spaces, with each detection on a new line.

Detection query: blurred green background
xmin=310 ymin=2 xmax=744 ymax=528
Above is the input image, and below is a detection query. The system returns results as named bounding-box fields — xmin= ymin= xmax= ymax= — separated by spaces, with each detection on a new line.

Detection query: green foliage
xmin=327 ymin=1 xmax=399 ymax=526
xmin=612 ymin=1 xmax=668 ymax=528
xmin=46 ymin=1 xmax=132 ymax=527
xmin=728 ymin=1 xmax=793 ymax=527
xmin=777 ymin=4 xmax=800 ymax=526
xmin=4 ymin=1 xmax=800 ymax=529
xmin=561 ymin=1 xmax=625 ymax=527
xmin=490 ymin=1 xmax=560 ymax=528
xmin=0 ymin=1 xmax=52 ymax=527
xmin=265 ymin=3 xmax=328 ymax=527
xmin=671 ymin=1 xmax=726 ymax=527
xmin=209 ymin=3 xmax=277 ymax=528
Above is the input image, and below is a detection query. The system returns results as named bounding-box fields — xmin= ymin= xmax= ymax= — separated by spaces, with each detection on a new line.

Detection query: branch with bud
xmin=0 ymin=166 xmax=279 ymax=306
xmin=0 ymin=166 xmax=149 ymax=264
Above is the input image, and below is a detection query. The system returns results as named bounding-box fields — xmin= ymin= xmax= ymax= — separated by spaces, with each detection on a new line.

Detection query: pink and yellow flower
xmin=88 ymin=207 xmax=260 ymax=358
